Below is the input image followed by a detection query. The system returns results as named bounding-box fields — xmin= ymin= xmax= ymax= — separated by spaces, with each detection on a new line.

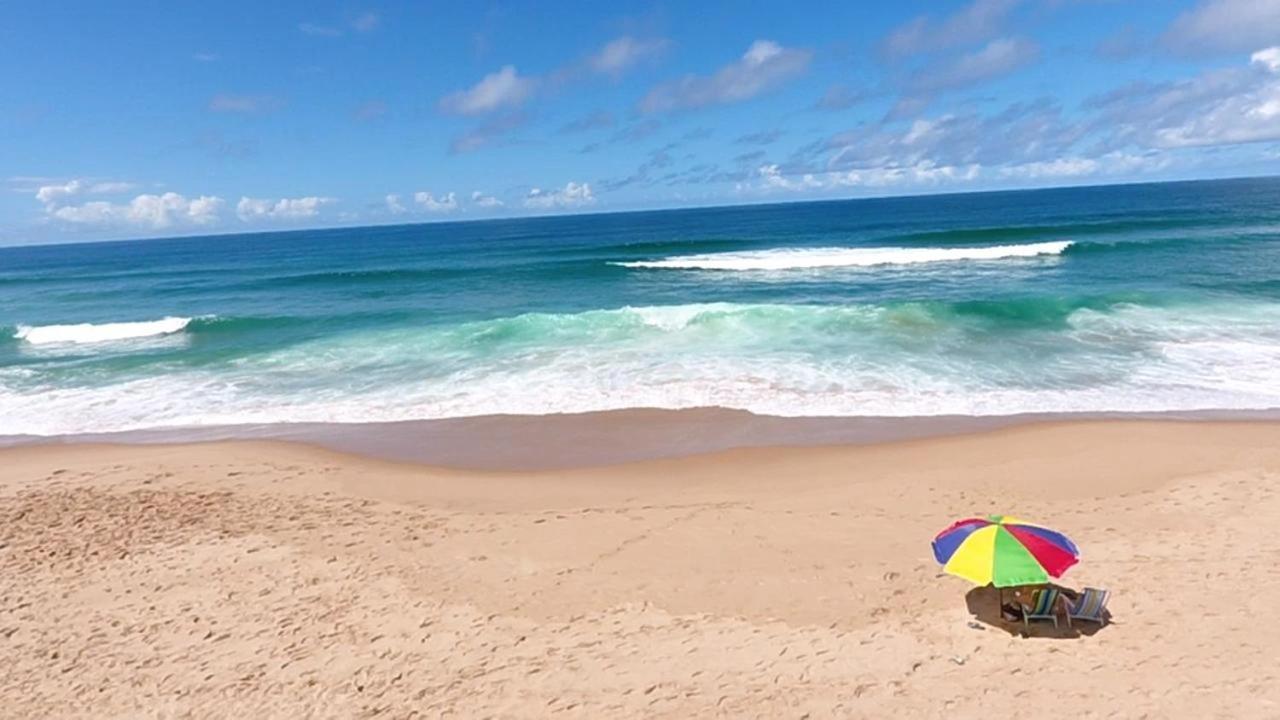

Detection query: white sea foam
xmin=614 ymin=241 xmax=1073 ymax=270
xmin=14 ymin=316 xmax=193 ymax=345
xmin=3 ymin=301 xmax=1280 ymax=436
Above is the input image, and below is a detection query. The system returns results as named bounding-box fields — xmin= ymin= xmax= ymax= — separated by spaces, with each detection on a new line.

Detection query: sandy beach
xmin=4 ymin=419 xmax=1280 ymax=718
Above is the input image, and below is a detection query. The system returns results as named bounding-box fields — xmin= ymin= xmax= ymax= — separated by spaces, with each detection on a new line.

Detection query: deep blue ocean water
xmin=3 ymin=177 xmax=1279 ymax=435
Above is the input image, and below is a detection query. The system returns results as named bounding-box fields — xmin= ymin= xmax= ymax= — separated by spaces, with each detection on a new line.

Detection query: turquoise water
xmin=3 ymin=177 xmax=1280 ymax=435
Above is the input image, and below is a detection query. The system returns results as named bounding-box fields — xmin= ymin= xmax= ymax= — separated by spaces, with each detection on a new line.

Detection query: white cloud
xmin=414 ymin=191 xmax=459 ymax=213
xmin=822 ymin=99 xmax=1083 ymax=175
xmin=739 ymin=162 xmax=983 ymax=195
xmin=1089 ymin=48 xmax=1280 ymax=149
xmin=882 ymin=0 xmax=1021 ymax=59
xmin=997 ymin=153 xmax=1170 ymax=179
xmin=589 ymin=36 xmax=668 ymax=76
xmin=639 ymin=40 xmax=811 ymax=113
xmin=193 ymin=52 xmax=220 ymax=62
xmin=35 ymin=180 xmax=84 ymax=205
xmin=209 ymin=94 xmax=281 ymax=113
xmin=48 ymin=193 xmax=224 ymax=229
xmin=524 ymin=182 xmax=595 ymax=209
xmin=439 ymin=66 xmax=537 ymax=115
xmin=235 ymin=196 xmax=332 ymax=222
xmin=1162 ymin=0 xmax=1280 ymax=56
xmin=732 ymin=44 xmax=1280 ymax=198
xmin=1254 ymin=46 xmax=1280 ymax=73
xmin=757 ymin=164 xmax=823 ymax=191
xmin=92 ymin=181 xmax=135 ymax=194
xmin=35 ymin=179 xmax=135 ymax=203
xmin=997 ymin=157 xmax=1100 ymax=179
xmin=471 ymin=191 xmax=504 ymax=208
xmin=385 ymin=193 xmax=407 ymax=214
xmin=907 ymin=37 xmax=1039 ymax=94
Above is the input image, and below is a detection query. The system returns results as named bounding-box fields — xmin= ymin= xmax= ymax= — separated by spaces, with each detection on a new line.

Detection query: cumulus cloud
xmin=1087 ymin=48 xmax=1280 ymax=149
xmin=639 ymin=40 xmax=811 ymax=113
xmin=439 ymin=66 xmax=537 ymax=115
xmin=34 ymin=179 xmax=132 ymax=202
xmin=996 ymin=153 xmax=1171 ymax=180
xmin=741 ymin=154 xmax=1166 ymax=196
xmin=471 ymin=191 xmax=504 ymax=208
xmin=881 ymin=0 xmax=1021 ymax=60
xmin=385 ymin=194 xmax=407 ymax=214
xmin=1162 ymin=0 xmax=1280 ymax=56
xmin=524 ymin=182 xmax=595 ymax=209
xmin=756 ymin=164 xmax=823 ymax=191
xmin=739 ymin=162 xmax=984 ymax=195
xmin=235 ymin=196 xmax=331 ymax=222
xmin=35 ymin=180 xmax=86 ymax=205
xmin=209 ymin=94 xmax=282 ymax=113
xmin=1254 ymin=46 xmax=1280 ymax=73
xmin=31 ymin=179 xmax=202 ymax=231
xmin=414 ymin=191 xmax=459 ymax=213
xmin=47 ymin=193 xmax=224 ymax=229
xmin=588 ymin=36 xmax=668 ymax=76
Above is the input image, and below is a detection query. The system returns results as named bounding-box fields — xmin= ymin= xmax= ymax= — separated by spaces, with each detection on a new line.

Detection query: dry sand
xmin=3 ymin=420 xmax=1279 ymax=718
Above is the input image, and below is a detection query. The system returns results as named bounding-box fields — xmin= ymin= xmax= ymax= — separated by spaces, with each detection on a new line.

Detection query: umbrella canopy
xmin=932 ymin=515 xmax=1079 ymax=587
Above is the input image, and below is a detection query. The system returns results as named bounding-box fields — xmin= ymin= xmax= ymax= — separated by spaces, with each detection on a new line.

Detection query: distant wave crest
xmin=15 ymin=316 xmax=194 ymax=345
xmin=614 ymin=241 xmax=1073 ymax=270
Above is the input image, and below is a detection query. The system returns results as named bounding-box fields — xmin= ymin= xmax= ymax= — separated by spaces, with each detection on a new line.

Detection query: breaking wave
xmin=613 ymin=241 xmax=1073 ymax=270
xmin=14 ymin=317 xmax=194 ymax=345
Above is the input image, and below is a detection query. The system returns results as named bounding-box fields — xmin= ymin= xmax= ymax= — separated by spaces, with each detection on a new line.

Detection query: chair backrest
xmin=1030 ymin=588 xmax=1059 ymax=615
xmin=1072 ymin=588 xmax=1110 ymax=618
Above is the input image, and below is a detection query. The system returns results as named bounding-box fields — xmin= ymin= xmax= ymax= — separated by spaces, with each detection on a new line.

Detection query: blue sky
xmin=3 ymin=0 xmax=1280 ymax=244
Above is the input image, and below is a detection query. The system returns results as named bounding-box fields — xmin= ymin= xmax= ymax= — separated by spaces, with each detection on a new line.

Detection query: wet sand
xmin=3 ymin=420 xmax=1279 ymax=717
xmin=7 ymin=406 xmax=1279 ymax=470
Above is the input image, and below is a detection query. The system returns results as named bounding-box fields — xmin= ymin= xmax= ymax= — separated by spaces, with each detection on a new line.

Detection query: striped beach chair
xmin=1066 ymin=588 xmax=1111 ymax=626
xmin=1020 ymin=587 xmax=1061 ymax=628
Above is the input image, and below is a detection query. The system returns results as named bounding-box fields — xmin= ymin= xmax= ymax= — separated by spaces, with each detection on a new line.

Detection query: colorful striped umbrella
xmin=932 ymin=515 xmax=1079 ymax=587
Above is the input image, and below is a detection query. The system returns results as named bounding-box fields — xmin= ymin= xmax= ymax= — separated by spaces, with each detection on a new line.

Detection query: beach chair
xmin=1020 ymin=587 xmax=1061 ymax=628
xmin=1066 ymin=588 xmax=1110 ymax=627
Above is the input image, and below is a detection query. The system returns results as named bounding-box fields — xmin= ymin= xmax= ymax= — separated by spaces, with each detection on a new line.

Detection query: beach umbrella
xmin=931 ymin=515 xmax=1079 ymax=587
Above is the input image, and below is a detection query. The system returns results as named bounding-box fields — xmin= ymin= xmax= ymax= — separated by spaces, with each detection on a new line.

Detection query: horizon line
xmin=4 ymin=171 xmax=1277 ymax=251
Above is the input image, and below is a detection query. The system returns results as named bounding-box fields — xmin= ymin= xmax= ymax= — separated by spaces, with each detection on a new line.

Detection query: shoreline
xmin=4 ymin=406 xmax=1280 ymax=469
xmin=4 ymin=420 xmax=1280 ymax=716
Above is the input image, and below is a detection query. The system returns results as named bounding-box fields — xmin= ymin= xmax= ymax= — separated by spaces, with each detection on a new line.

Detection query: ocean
xmin=3 ymin=176 xmax=1280 ymax=437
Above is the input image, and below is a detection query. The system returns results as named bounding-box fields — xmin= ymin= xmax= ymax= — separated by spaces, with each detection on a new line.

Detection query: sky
xmin=3 ymin=0 xmax=1280 ymax=245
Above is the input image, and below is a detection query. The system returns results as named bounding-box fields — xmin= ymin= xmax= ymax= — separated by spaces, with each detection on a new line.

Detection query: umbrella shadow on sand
xmin=965 ymin=584 xmax=1112 ymax=639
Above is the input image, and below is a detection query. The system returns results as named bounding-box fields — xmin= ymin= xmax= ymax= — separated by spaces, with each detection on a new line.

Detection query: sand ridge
xmin=2 ymin=422 xmax=1280 ymax=718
